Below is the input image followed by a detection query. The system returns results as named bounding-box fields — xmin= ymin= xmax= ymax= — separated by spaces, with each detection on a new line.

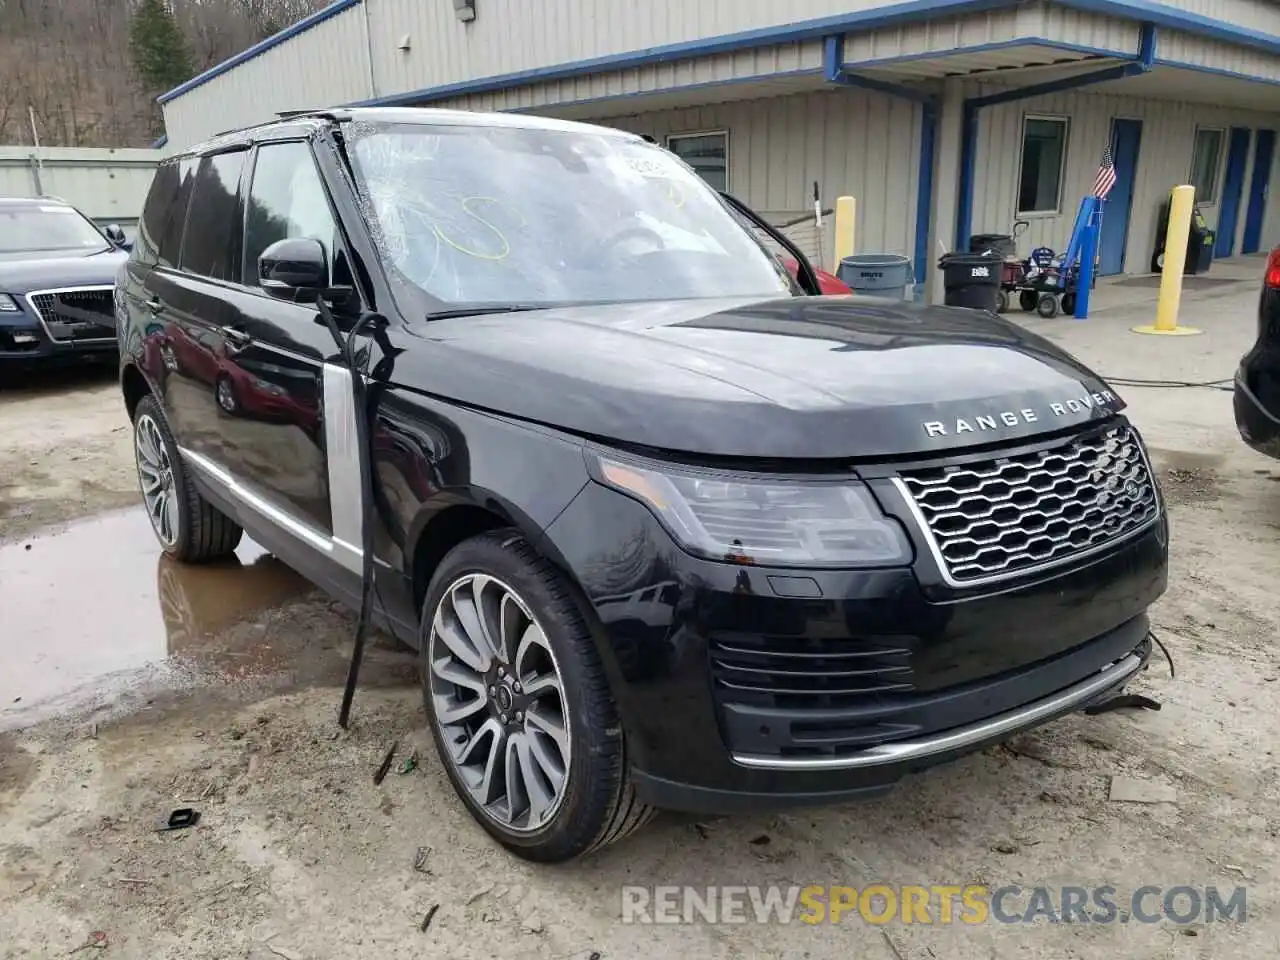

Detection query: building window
xmin=1189 ymin=128 xmax=1224 ymax=204
xmin=666 ymin=131 xmax=728 ymax=191
xmin=1017 ymin=116 xmax=1069 ymax=215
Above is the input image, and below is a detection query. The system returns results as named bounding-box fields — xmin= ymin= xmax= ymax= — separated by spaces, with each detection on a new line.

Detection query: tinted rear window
xmin=158 ymin=158 xmax=197 ymax=269
xmin=135 ymin=161 xmax=180 ymax=267
xmin=179 ymin=151 xmax=247 ymax=282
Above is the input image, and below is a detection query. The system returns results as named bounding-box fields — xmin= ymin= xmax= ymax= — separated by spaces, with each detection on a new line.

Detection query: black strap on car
xmin=314 ymin=293 xmax=389 ymax=729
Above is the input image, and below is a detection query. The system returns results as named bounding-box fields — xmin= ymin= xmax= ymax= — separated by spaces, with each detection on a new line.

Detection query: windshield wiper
xmin=425 ymin=304 xmax=553 ymax=321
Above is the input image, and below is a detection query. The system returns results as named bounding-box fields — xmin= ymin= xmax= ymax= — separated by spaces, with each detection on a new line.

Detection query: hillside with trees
xmin=0 ymin=0 xmax=327 ymax=147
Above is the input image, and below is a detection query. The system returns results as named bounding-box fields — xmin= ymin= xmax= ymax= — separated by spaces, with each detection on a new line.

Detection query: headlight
xmin=595 ymin=455 xmax=912 ymax=567
xmin=0 ymin=293 xmax=20 ymax=312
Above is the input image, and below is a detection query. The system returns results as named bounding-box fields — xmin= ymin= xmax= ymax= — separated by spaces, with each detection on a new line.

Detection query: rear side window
xmin=179 ymin=151 xmax=247 ymax=282
xmin=243 ymin=141 xmax=337 ymax=288
xmin=157 ymin=158 xmax=197 ymax=269
xmin=135 ymin=161 xmax=180 ymax=267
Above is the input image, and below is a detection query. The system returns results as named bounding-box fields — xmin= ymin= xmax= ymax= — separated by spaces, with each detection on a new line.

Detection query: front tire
xmin=133 ymin=395 xmax=243 ymax=562
xmin=420 ymin=529 xmax=655 ymax=862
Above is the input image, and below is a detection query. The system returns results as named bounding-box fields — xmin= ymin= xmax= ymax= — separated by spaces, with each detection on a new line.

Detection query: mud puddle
xmin=0 ymin=508 xmax=310 ymax=729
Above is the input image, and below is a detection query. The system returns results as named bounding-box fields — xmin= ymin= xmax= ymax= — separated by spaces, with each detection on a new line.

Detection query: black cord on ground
xmin=1149 ymin=629 xmax=1176 ymax=679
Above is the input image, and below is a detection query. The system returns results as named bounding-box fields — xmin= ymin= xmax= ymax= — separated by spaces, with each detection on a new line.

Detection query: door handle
xmin=145 ymin=297 xmax=163 ymax=313
xmin=220 ymin=324 xmax=252 ymax=348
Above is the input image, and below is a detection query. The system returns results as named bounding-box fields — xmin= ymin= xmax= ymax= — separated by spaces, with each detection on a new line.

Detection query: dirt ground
xmin=2 ymin=286 xmax=1280 ymax=959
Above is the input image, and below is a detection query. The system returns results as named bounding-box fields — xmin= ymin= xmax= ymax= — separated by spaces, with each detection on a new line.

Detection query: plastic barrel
xmin=836 ymin=254 xmax=913 ymax=300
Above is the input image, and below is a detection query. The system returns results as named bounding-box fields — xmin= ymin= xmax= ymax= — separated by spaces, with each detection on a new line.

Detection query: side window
xmin=136 ymin=161 xmax=180 ymax=267
xmin=179 ymin=151 xmax=248 ymax=282
xmin=1017 ymin=116 xmax=1069 ymax=215
xmin=157 ymin=158 xmax=197 ymax=269
xmin=243 ymin=142 xmax=337 ymax=288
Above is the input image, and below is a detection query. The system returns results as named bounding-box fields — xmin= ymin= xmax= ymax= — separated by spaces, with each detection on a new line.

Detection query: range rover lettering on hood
xmin=923 ymin=390 xmax=1118 ymax=438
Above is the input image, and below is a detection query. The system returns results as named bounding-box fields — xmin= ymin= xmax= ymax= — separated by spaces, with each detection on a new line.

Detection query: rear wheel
xmin=1061 ymin=293 xmax=1077 ymax=315
xmin=1019 ymin=290 xmax=1038 ymax=311
xmin=420 ymin=529 xmax=655 ymax=862
xmin=133 ymin=395 xmax=242 ymax=562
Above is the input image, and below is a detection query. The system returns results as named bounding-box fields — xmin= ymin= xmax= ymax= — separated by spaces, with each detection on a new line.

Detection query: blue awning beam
xmin=954 ymin=23 xmax=1157 ymax=249
xmin=824 ymin=35 xmax=939 ymax=292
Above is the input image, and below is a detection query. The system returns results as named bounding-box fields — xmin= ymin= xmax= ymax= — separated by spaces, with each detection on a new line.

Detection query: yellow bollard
xmin=832 ymin=196 xmax=856 ymax=275
xmin=1132 ymin=184 xmax=1203 ymax=336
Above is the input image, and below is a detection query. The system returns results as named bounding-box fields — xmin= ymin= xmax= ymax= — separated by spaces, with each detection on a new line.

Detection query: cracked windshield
xmin=347 ymin=121 xmax=792 ymax=307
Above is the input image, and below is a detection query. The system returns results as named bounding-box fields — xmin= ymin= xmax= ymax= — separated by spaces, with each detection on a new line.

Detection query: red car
xmin=781 ymin=257 xmax=853 ymax=295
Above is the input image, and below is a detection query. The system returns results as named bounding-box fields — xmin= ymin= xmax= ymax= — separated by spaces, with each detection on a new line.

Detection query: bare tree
xmin=0 ymin=0 xmax=328 ymax=147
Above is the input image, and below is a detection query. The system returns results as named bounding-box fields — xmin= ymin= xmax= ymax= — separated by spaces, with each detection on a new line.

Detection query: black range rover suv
xmin=117 ymin=108 xmax=1168 ymax=862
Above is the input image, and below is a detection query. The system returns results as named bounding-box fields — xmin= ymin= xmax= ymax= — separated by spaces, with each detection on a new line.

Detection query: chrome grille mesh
xmin=27 ymin=288 xmax=115 ymax=342
xmin=899 ymin=423 xmax=1159 ymax=584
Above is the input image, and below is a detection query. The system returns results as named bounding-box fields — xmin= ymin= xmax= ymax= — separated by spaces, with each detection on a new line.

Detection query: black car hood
xmin=0 ymin=248 xmax=128 ymax=294
xmin=390 ymin=296 xmax=1125 ymax=459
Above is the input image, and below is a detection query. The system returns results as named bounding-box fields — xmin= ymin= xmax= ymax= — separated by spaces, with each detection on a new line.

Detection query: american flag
xmin=1093 ymin=142 xmax=1118 ymax=200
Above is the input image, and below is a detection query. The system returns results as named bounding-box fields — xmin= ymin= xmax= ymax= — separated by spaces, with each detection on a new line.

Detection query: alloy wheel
xmin=135 ymin=413 xmax=179 ymax=547
xmin=216 ymin=377 xmax=237 ymax=413
xmin=427 ymin=573 xmax=571 ymax=833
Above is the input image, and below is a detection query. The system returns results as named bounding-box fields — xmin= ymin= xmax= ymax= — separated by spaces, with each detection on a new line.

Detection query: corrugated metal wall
xmin=589 ymin=89 xmax=922 ymax=267
xmin=1159 ymin=27 xmax=1280 ymax=83
xmin=368 ymin=0 xmax=883 ymax=96
xmin=842 ymin=4 xmax=1139 ymax=63
xmin=0 ymin=146 xmax=160 ymax=225
xmin=162 ymin=6 xmax=371 ymax=149
xmin=1164 ymin=0 xmax=1280 ymax=36
xmin=970 ymin=84 xmax=1280 ymax=272
xmin=433 ymin=42 xmax=824 ymax=114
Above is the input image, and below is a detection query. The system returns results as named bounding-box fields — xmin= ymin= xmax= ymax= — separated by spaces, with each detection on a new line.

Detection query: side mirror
xmin=259 ymin=237 xmax=328 ymax=302
xmin=104 ymin=223 xmax=129 ymax=248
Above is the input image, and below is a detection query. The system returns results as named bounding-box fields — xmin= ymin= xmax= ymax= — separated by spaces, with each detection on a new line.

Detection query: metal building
xmin=158 ymin=0 xmax=1280 ymax=300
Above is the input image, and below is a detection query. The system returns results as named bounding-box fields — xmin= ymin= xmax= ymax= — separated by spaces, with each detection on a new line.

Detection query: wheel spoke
xmin=525 ymin=705 xmax=568 ymax=759
xmin=435 ymin=692 xmax=487 ymax=725
xmin=434 ymin=607 xmax=487 ymax=673
xmin=450 ymin=584 xmax=497 ymax=668
xmin=161 ymin=491 xmax=178 ymax=544
xmin=527 ymin=727 xmax=566 ymax=792
xmin=431 ymin=656 xmax=486 ymax=694
xmin=514 ymin=734 xmax=556 ymax=825
xmin=498 ymin=592 xmax=524 ymax=663
xmin=522 ymin=672 xmax=562 ymax=700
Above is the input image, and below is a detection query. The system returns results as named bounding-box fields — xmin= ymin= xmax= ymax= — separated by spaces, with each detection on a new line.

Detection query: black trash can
xmin=938 ymin=252 xmax=1002 ymax=312
xmin=969 ymin=233 xmax=1017 ymax=259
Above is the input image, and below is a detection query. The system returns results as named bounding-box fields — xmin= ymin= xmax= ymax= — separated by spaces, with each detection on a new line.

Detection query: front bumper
xmin=1 ymin=318 xmax=117 ymax=366
xmin=546 ymin=475 xmax=1168 ymax=815
xmin=1235 ymin=360 xmax=1280 ymax=459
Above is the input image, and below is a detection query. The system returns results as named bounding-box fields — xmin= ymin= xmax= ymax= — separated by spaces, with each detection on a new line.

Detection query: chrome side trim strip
xmin=322 ymin=363 xmax=365 ymax=564
xmin=24 ymin=285 xmax=117 ymax=344
xmin=732 ymin=651 xmax=1144 ymax=771
xmin=889 ymin=476 xmax=1160 ymax=590
xmin=179 ymin=445 xmax=363 ymax=574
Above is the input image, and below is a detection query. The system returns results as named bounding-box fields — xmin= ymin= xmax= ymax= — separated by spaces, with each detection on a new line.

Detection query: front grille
xmin=26 ymin=288 xmax=115 ymax=342
xmin=898 ymin=421 xmax=1159 ymax=585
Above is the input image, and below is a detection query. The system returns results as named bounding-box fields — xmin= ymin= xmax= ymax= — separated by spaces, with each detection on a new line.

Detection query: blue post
xmin=1075 ymin=206 xmax=1099 ymax=319
xmin=1061 ymin=195 xmax=1097 ymax=271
